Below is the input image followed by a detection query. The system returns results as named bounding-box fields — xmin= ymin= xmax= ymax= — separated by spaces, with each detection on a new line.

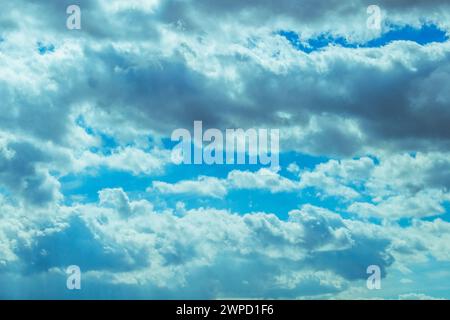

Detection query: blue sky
xmin=279 ymin=24 xmax=448 ymax=53
xmin=1 ymin=0 xmax=450 ymax=300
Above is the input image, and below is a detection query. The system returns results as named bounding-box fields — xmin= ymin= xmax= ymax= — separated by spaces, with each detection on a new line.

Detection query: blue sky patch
xmin=280 ymin=24 xmax=448 ymax=53
xmin=37 ymin=41 xmax=55 ymax=55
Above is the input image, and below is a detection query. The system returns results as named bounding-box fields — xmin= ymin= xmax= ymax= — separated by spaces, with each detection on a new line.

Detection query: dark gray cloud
xmin=73 ymin=41 xmax=450 ymax=156
xmin=16 ymin=215 xmax=150 ymax=273
xmin=1 ymin=0 xmax=449 ymax=157
xmin=0 ymin=141 xmax=61 ymax=206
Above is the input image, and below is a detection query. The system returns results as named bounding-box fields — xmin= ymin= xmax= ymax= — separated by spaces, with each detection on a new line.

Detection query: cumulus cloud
xmin=0 ymin=138 xmax=62 ymax=206
xmin=2 ymin=0 xmax=450 ymax=160
xmin=152 ymin=176 xmax=228 ymax=199
xmin=299 ymin=157 xmax=374 ymax=199
xmin=298 ymin=153 xmax=450 ymax=219
xmin=1 ymin=188 xmax=447 ymax=298
xmin=228 ymin=168 xmax=299 ymax=192
xmin=151 ymin=168 xmax=299 ymax=198
xmin=76 ymin=147 xmax=171 ymax=176
xmin=1 ymin=0 xmax=450 ymax=299
xmin=0 ymin=190 xmax=397 ymax=298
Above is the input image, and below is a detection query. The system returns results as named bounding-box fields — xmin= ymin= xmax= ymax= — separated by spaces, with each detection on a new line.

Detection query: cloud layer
xmin=1 ymin=0 xmax=450 ymax=299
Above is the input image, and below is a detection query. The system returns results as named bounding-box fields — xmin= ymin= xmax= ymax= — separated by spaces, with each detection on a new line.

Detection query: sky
xmin=0 ymin=0 xmax=450 ymax=300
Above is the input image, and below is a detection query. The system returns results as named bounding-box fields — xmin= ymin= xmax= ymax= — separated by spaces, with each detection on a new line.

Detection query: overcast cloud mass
xmin=0 ymin=0 xmax=450 ymax=299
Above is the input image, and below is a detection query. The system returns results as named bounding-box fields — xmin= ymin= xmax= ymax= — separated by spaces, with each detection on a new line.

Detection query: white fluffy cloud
xmin=0 ymin=189 xmax=398 ymax=298
xmin=76 ymin=147 xmax=171 ymax=176
xmin=1 ymin=188 xmax=449 ymax=298
xmin=152 ymin=176 xmax=228 ymax=199
xmin=151 ymin=168 xmax=299 ymax=198
xmin=298 ymin=153 xmax=450 ymax=219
